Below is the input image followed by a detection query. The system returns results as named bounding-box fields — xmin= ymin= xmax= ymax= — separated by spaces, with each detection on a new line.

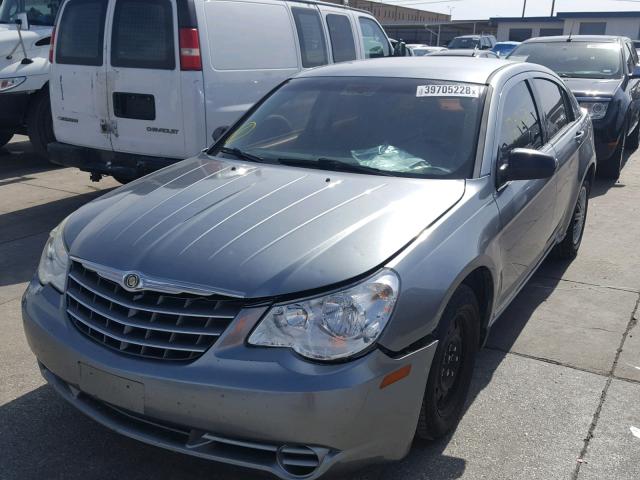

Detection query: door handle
xmin=575 ymin=130 xmax=585 ymax=142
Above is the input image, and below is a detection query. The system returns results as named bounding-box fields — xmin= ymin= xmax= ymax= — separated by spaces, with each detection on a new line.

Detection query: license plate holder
xmin=78 ymin=363 xmax=145 ymax=414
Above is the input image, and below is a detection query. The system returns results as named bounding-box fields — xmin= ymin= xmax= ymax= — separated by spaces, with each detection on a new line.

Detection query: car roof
xmin=523 ymin=35 xmax=622 ymax=44
xmin=495 ymin=41 xmax=520 ymax=45
xmin=429 ymin=49 xmax=479 ymax=57
xmin=295 ymin=57 xmax=524 ymax=84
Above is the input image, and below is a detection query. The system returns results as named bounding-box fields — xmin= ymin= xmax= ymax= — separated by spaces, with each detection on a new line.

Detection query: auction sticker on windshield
xmin=416 ymin=84 xmax=481 ymax=98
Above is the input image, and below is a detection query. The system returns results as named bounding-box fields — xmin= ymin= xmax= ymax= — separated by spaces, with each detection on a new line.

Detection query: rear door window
xmin=111 ymin=0 xmax=175 ymax=70
xmin=292 ymin=7 xmax=328 ymax=68
xmin=532 ymin=79 xmax=570 ymax=139
xmin=56 ymin=0 xmax=107 ymax=66
xmin=326 ymin=14 xmax=357 ymax=63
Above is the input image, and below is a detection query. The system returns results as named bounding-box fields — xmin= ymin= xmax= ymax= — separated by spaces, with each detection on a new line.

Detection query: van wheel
xmin=597 ymin=128 xmax=625 ymax=180
xmin=27 ymin=88 xmax=56 ymax=160
xmin=0 ymin=131 xmax=13 ymax=148
xmin=554 ymin=178 xmax=590 ymax=260
xmin=415 ymin=285 xmax=479 ymax=440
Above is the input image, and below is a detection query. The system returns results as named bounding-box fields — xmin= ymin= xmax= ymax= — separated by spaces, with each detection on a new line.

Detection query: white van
xmin=47 ymin=0 xmax=395 ymax=182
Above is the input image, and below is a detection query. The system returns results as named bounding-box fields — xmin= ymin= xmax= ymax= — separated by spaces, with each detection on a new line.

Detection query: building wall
xmin=324 ymin=0 xmax=449 ymax=26
xmin=496 ymin=22 xmax=564 ymax=41
xmin=496 ymin=16 xmax=640 ymax=42
xmin=563 ymin=18 xmax=640 ymax=39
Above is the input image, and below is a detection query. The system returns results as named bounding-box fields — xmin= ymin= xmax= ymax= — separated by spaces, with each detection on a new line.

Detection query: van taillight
xmin=179 ymin=28 xmax=202 ymax=71
xmin=49 ymin=26 xmax=56 ymax=63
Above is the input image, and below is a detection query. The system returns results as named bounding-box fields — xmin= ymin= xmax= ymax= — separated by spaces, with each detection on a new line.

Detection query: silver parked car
xmin=24 ymin=57 xmax=596 ymax=479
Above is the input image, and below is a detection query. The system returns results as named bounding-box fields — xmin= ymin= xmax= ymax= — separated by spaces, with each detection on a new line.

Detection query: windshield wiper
xmin=277 ymin=157 xmax=394 ymax=176
xmin=217 ymin=147 xmax=267 ymax=164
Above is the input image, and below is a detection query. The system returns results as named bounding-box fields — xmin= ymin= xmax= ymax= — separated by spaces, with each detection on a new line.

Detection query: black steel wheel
xmin=416 ymin=284 xmax=480 ymax=440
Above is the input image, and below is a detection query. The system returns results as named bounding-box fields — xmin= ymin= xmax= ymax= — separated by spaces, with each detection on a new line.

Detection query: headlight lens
xmin=0 ymin=77 xmax=26 ymax=92
xmin=580 ymin=101 xmax=609 ymax=120
xmin=37 ymin=218 xmax=70 ymax=292
xmin=248 ymin=269 xmax=399 ymax=361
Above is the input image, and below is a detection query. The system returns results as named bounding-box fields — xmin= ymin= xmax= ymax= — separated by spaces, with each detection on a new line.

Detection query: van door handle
xmin=575 ymin=130 xmax=585 ymax=142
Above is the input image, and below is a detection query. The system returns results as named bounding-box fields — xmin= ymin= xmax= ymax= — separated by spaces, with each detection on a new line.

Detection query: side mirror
xmin=211 ymin=125 xmax=229 ymax=142
xmin=393 ymin=41 xmax=407 ymax=57
xmin=629 ymin=65 xmax=640 ymax=79
xmin=15 ymin=13 xmax=29 ymax=30
xmin=500 ymin=148 xmax=557 ymax=183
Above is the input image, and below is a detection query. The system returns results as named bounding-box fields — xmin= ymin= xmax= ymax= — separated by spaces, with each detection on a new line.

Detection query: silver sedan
xmin=24 ymin=57 xmax=596 ymax=479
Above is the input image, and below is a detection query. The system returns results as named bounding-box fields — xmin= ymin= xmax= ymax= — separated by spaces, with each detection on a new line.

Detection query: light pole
xmin=550 ymin=0 xmax=556 ymax=16
xmin=521 ymin=0 xmax=527 ymax=18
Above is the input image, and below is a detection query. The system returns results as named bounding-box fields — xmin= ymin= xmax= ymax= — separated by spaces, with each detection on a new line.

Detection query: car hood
xmin=65 ymin=155 xmax=465 ymax=298
xmin=562 ymin=77 xmax=621 ymax=98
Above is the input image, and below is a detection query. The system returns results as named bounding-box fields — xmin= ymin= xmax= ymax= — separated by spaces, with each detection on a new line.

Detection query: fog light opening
xmin=277 ymin=444 xmax=320 ymax=477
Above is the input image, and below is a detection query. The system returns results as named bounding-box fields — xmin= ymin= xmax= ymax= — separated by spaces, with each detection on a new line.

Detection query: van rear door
xmin=105 ymin=0 xmax=196 ymax=158
xmin=50 ymin=0 xmax=112 ymax=151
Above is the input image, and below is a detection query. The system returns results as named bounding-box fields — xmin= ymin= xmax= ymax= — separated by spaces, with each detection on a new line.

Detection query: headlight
xmin=37 ymin=218 xmax=70 ymax=292
xmin=248 ymin=269 xmax=399 ymax=361
xmin=0 ymin=77 xmax=26 ymax=92
xmin=580 ymin=101 xmax=609 ymax=120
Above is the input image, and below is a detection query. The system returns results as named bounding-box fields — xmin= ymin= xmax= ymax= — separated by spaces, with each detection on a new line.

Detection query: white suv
xmin=48 ymin=0 xmax=395 ymax=183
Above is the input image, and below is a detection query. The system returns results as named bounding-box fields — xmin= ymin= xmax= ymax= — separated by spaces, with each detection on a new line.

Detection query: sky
xmin=370 ymin=0 xmax=640 ymax=20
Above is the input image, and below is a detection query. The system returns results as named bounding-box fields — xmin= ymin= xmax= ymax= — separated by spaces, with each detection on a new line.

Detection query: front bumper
xmin=22 ymin=279 xmax=437 ymax=479
xmin=48 ymin=142 xmax=181 ymax=179
xmin=0 ymin=91 xmax=29 ymax=130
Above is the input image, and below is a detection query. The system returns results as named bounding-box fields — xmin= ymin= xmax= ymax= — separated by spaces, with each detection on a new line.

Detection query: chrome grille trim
xmin=65 ymin=261 xmax=243 ymax=361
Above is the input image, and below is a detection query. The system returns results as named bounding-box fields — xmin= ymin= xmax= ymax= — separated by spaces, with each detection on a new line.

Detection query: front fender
xmin=379 ymin=178 xmax=501 ymax=352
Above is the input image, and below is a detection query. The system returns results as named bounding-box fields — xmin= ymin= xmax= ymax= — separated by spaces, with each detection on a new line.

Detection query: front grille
xmin=65 ymin=261 xmax=243 ymax=361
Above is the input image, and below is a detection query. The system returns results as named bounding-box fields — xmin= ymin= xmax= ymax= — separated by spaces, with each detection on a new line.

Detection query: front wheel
xmin=27 ymin=89 xmax=56 ymax=160
xmin=0 ymin=131 xmax=13 ymax=148
xmin=626 ymin=119 xmax=640 ymax=152
xmin=554 ymin=178 xmax=590 ymax=260
xmin=415 ymin=285 xmax=480 ymax=440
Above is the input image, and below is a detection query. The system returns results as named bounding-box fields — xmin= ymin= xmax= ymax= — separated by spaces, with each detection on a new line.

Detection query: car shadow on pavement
xmin=0 ymin=191 xmax=113 ymax=289
xmin=589 ymin=148 xmax=635 ymax=199
xmin=1 ymin=261 xmax=571 ymax=480
xmin=0 ymin=139 xmax=62 ymax=182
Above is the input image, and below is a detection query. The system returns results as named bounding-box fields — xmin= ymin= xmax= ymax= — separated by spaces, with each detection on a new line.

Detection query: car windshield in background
xmin=215 ymin=76 xmax=487 ymax=179
xmin=0 ymin=0 xmax=59 ymax=26
xmin=509 ymin=42 xmax=622 ymax=79
xmin=411 ymin=48 xmax=433 ymax=56
xmin=449 ymin=38 xmax=479 ymax=49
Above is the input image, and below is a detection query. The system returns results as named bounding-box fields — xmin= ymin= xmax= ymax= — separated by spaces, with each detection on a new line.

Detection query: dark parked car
xmin=428 ymin=49 xmax=499 ymax=59
xmin=509 ymin=35 xmax=640 ymax=179
xmin=448 ymin=34 xmax=496 ymax=50
xmin=25 ymin=58 xmax=595 ymax=479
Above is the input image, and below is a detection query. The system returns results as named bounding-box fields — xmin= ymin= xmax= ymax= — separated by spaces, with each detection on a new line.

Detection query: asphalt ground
xmin=1 ymin=135 xmax=639 ymax=480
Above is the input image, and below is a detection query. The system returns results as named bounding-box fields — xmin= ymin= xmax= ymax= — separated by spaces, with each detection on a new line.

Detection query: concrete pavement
xmin=1 ymin=135 xmax=639 ymax=479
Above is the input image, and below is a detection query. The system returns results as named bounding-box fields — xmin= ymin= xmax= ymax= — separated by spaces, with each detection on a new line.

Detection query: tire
xmin=27 ymin=88 xmax=56 ymax=160
xmin=415 ymin=285 xmax=480 ymax=440
xmin=0 ymin=131 xmax=13 ymax=148
xmin=554 ymin=178 xmax=590 ymax=260
xmin=626 ymin=119 xmax=640 ymax=152
xmin=597 ymin=128 xmax=625 ymax=180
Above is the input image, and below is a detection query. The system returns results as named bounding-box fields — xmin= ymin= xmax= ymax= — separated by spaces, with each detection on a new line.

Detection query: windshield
xmin=411 ymin=48 xmax=431 ymax=56
xmin=508 ymin=42 xmax=622 ymax=79
xmin=213 ymin=77 xmax=487 ymax=179
xmin=0 ymin=0 xmax=60 ymax=26
xmin=449 ymin=37 xmax=479 ymax=49
xmin=493 ymin=44 xmax=516 ymax=55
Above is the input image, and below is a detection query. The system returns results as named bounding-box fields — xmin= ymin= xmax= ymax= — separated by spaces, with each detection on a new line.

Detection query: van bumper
xmin=22 ymin=279 xmax=436 ymax=479
xmin=48 ymin=142 xmax=182 ymax=179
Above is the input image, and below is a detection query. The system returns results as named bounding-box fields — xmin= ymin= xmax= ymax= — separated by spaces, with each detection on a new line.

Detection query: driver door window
xmin=496 ymin=80 xmax=543 ymax=184
xmin=358 ymin=17 xmax=390 ymax=58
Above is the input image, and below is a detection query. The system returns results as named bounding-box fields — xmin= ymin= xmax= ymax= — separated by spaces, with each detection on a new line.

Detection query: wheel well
xmin=461 ymin=267 xmax=494 ymax=346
